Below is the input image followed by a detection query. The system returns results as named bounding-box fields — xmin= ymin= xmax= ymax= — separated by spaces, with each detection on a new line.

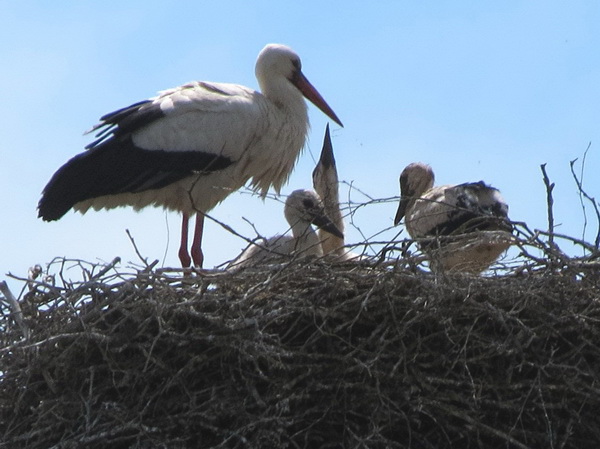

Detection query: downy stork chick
xmin=312 ymin=125 xmax=363 ymax=261
xmin=394 ymin=162 xmax=513 ymax=273
xmin=228 ymin=189 xmax=343 ymax=269
xmin=37 ymin=44 xmax=343 ymax=268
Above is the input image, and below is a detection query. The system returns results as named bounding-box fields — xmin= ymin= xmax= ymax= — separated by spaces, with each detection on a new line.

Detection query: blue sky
xmin=1 ymin=1 xmax=599 ymax=289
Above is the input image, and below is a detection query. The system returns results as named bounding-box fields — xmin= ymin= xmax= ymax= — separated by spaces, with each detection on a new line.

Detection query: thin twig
xmin=569 ymin=147 xmax=600 ymax=250
xmin=126 ymin=229 xmax=150 ymax=267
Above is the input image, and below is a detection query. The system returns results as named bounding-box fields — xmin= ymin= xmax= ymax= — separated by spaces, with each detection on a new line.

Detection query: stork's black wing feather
xmin=39 ymin=93 xmax=234 ymax=225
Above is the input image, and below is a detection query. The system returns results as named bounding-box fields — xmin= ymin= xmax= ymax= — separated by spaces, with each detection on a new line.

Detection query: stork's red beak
xmin=294 ymin=72 xmax=343 ymax=127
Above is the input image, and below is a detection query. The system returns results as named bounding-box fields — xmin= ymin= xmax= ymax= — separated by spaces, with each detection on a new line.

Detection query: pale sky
xmin=2 ymin=1 xmax=599 ymax=291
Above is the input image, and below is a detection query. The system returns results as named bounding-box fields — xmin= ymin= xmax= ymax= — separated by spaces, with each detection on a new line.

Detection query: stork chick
xmin=312 ymin=125 xmax=363 ymax=261
xmin=394 ymin=162 xmax=513 ymax=273
xmin=229 ymin=189 xmax=343 ymax=269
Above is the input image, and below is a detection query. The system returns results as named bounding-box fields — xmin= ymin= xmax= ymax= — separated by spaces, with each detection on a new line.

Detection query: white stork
xmin=228 ymin=189 xmax=343 ymax=269
xmin=312 ymin=124 xmax=363 ymax=261
xmin=394 ymin=162 xmax=513 ymax=273
xmin=37 ymin=43 xmax=343 ymax=268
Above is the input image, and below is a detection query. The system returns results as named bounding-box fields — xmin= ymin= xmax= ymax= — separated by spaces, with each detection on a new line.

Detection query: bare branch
xmin=540 ymin=163 xmax=556 ymax=247
xmin=125 ymin=228 xmax=153 ymax=268
xmin=569 ymin=145 xmax=600 ymax=251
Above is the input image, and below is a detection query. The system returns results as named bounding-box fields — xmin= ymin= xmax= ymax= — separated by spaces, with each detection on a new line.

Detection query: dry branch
xmin=540 ymin=163 xmax=556 ymax=248
xmin=569 ymin=151 xmax=600 ymax=250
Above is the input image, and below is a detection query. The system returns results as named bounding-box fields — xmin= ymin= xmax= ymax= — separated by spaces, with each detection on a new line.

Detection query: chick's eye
xmin=302 ymin=199 xmax=314 ymax=209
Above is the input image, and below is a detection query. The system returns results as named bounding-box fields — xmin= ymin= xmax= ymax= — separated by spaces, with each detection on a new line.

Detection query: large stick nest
xmin=1 ymin=247 xmax=600 ymax=448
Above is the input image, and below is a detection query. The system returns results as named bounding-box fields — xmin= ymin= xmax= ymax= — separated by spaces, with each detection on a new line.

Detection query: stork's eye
xmin=288 ymin=58 xmax=302 ymax=83
xmin=302 ymin=199 xmax=315 ymax=209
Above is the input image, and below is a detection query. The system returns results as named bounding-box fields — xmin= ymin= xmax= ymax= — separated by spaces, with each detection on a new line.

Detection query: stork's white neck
xmin=255 ymin=44 xmax=309 ymax=133
xmin=260 ymin=77 xmax=309 ymax=127
xmin=289 ymin=220 xmax=323 ymax=257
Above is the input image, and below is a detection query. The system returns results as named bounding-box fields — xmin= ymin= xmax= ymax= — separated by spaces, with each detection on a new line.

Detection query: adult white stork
xmin=228 ymin=189 xmax=343 ymax=269
xmin=37 ymin=43 xmax=343 ymax=268
xmin=394 ymin=162 xmax=513 ymax=273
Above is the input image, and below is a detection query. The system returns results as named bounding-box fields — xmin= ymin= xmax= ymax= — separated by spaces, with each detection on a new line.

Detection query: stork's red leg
xmin=178 ymin=213 xmax=192 ymax=268
xmin=191 ymin=213 xmax=205 ymax=268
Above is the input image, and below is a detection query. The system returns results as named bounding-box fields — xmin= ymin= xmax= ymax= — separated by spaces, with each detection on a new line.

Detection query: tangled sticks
xmin=1 ymin=253 xmax=600 ymax=449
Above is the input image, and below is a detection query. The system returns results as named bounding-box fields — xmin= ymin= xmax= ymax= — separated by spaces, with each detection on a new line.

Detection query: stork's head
xmin=256 ymin=44 xmax=301 ymax=84
xmin=394 ymin=162 xmax=435 ymax=225
xmin=256 ymin=44 xmax=343 ymax=127
xmin=285 ymin=189 xmax=343 ymax=239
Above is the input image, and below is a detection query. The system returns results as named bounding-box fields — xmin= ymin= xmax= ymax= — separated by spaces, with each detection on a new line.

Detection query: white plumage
xmin=38 ymin=44 xmax=343 ymax=268
xmin=228 ymin=189 xmax=343 ymax=269
xmin=394 ymin=162 xmax=513 ymax=273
